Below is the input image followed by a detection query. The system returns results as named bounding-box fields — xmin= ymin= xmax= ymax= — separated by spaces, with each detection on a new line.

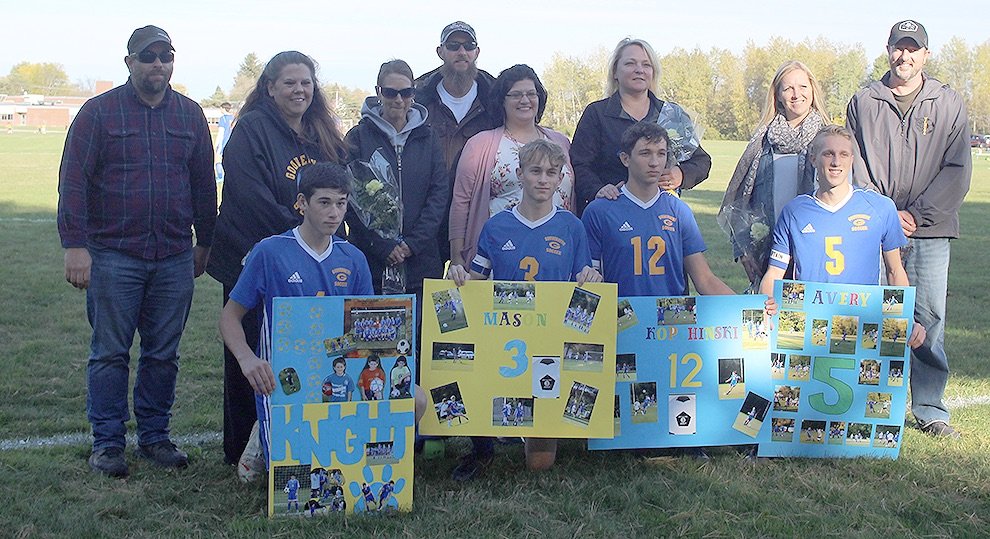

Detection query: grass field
xmin=3 ymin=132 xmax=990 ymax=537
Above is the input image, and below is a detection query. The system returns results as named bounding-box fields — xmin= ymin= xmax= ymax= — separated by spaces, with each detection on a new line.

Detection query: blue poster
xmin=757 ymin=280 xmax=915 ymax=458
xmin=267 ymin=295 xmax=416 ymax=516
xmin=589 ymin=294 xmax=772 ymax=450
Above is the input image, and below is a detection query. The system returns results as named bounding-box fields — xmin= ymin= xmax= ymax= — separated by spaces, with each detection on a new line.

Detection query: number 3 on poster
xmin=500 ymin=339 xmax=529 ymax=378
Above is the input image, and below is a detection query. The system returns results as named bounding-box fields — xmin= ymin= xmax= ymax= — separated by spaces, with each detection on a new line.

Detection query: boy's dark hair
xmin=332 ymin=356 xmax=346 ymax=368
xmin=297 ymin=162 xmax=353 ymax=200
xmin=619 ymin=121 xmax=671 ymax=156
xmin=518 ymin=138 xmax=566 ymax=171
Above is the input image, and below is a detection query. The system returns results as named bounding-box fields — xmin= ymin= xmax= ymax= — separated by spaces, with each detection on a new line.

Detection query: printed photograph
xmin=799 ymin=419 xmax=827 ymax=444
xmin=888 ymin=360 xmax=905 ymax=387
xmin=388 ymin=356 xmax=412 ymax=399
xmin=771 ymin=418 xmax=795 ymax=442
xmin=787 ymin=355 xmax=811 ymax=382
xmin=880 ymin=318 xmax=909 ymax=357
xmin=861 ymin=322 xmax=879 ymax=350
xmin=563 ymin=381 xmax=599 ymax=426
xmin=718 ymin=357 xmax=745 ymax=399
xmin=829 ymin=315 xmax=859 ymax=355
xmin=773 ymin=385 xmax=800 ymax=412
xmin=322 ymin=356 xmax=357 ymax=403
xmin=278 ymin=367 xmax=301 ymax=395
xmin=732 ymin=392 xmax=771 ymax=438
xmin=668 ymin=394 xmax=696 ymax=435
xmin=630 ymin=382 xmax=658 ymax=424
xmin=828 ymin=421 xmax=846 ymax=445
xmin=323 ymin=332 xmax=357 ymax=357
xmin=781 ymin=281 xmax=806 ymax=309
xmin=811 ymin=318 xmax=829 ymax=346
xmin=616 ymin=353 xmax=637 ymax=382
xmin=432 ymin=288 xmax=468 ymax=333
xmin=431 ymin=382 xmax=470 ymax=428
xmin=365 ymin=440 xmax=398 ymax=465
xmin=656 ymin=297 xmax=697 ymax=325
xmin=882 ymin=289 xmax=905 ymax=315
xmin=344 ymin=297 xmax=413 ymax=355
xmin=431 ymin=342 xmax=475 ymax=371
xmin=846 ymin=423 xmax=873 ymax=446
xmin=613 ymin=394 xmax=622 ymax=436
xmin=874 ymin=425 xmax=901 ymax=448
xmin=297 ymin=466 xmax=347 ymax=515
xmin=771 ymin=353 xmax=786 ymax=380
xmin=777 ymin=311 xmax=807 ymax=350
xmin=740 ymin=309 xmax=769 ymax=349
xmin=492 ymin=397 xmax=534 ymax=427
xmin=532 ymin=356 xmax=561 ymax=399
xmin=493 ymin=282 xmax=537 ymax=310
xmin=858 ymin=359 xmax=881 ymax=386
xmin=272 ymin=464 xmax=312 ymax=516
xmin=564 ymin=288 xmax=601 ymax=334
xmin=865 ymin=392 xmax=892 ymax=419
xmin=617 ymin=299 xmax=639 ymax=332
xmin=563 ymin=342 xmax=605 ymax=372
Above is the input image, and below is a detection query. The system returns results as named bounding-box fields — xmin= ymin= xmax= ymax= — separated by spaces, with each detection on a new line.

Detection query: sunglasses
xmin=133 ymin=50 xmax=175 ymax=64
xmin=443 ymin=40 xmax=478 ymax=52
xmin=378 ymin=86 xmax=416 ymax=99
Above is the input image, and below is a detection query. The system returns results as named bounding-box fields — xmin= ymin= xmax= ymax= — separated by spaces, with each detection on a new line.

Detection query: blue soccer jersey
xmin=471 ymin=207 xmax=591 ymax=282
xmin=229 ymin=227 xmax=373 ymax=465
xmin=768 ymin=188 xmax=906 ymax=285
xmin=582 ymin=187 xmax=706 ymax=296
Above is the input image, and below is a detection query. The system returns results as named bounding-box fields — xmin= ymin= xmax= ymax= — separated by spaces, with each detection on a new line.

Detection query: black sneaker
xmin=451 ymin=452 xmax=493 ymax=481
xmin=136 ymin=440 xmax=189 ymax=469
xmin=918 ymin=420 xmax=961 ymax=439
xmin=89 ymin=447 xmax=129 ymax=478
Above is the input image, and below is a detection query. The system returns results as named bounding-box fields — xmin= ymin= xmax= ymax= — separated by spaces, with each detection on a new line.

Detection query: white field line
xmin=0 ymin=217 xmax=56 ymax=223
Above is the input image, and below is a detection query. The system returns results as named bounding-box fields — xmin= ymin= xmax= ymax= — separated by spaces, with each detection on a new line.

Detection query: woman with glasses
xmin=344 ymin=59 xmax=448 ymax=297
xmin=570 ymin=38 xmax=711 ymax=215
xmin=206 ymin=51 xmax=347 ymax=471
xmin=448 ymin=64 xmax=575 ymax=268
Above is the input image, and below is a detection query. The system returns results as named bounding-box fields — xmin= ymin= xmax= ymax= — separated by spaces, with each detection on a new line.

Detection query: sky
xmin=2 ymin=0 xmax=988 ymax=100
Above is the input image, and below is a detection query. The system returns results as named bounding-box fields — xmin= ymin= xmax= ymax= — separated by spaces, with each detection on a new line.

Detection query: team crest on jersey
xmin=332 ymin=267 xmax=351 ymax=287
xmin=848 ymin=214 xmax=871 ymax=232
xmin=659 ymin=214 xmax=677 ymax=232
xmin=544 ymin=235 xmax=565 ymax=256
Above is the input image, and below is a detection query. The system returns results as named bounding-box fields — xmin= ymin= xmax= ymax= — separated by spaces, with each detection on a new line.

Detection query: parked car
xmin=972 ymin=134 xmax=990 ymax=148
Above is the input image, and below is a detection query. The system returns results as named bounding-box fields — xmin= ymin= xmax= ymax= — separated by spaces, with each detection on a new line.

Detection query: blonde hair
xmin=758 ymin=60 xmax=830 ymax=130
xmin=605 ymin=38 xmax=660 ymax=96
xmin=809 ymin=124 xmax=857 ymax=158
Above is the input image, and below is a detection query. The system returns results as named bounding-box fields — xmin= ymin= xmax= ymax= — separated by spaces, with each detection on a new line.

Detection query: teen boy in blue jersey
xmin=582 ymin=122 xmax=734 ymax=297
xmin=759 ymin=125 xmax=925 ymax=347
xmin=447 ymin=139 xmax=602 ymax=479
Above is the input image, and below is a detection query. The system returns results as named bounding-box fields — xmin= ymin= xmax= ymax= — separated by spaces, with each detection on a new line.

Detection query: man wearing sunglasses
xmin=57 ymin=25 xmax=216 ymax=478
xmin=415 ymin=21 xmax=496 ymax=263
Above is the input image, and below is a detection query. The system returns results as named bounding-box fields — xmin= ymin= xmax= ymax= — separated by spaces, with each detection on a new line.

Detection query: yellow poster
xmin=421 ymin=278 xmax=617 ymax=438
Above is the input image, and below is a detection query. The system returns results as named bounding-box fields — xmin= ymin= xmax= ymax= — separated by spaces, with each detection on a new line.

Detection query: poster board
xmin=268 ymin=295 xmax=416 ymax=516
xmin=420 ymin=279 xmax=617 ymax=438
xmin=757 ymin=280 xmax=915 ymax=458
xmin=589 ymin=294 xmax=773 ymax=450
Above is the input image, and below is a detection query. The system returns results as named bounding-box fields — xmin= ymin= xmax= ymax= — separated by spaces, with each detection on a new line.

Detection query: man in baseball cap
xmin=127 ymin=25 xmax=174 ymax=55
xmin=887 ymin=19 xmax=928 ymax=49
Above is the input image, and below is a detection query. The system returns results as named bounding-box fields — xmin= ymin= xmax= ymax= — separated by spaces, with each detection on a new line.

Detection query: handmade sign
xmin=421 ymin=279 xmax=617 ymax=438
xmin=589 ymin=294 xmax=773 ymax=450
xmin=268 ymin=295 xmax=416 ymax=516
xmin=757 ymin=280 xmax=914 ymax=458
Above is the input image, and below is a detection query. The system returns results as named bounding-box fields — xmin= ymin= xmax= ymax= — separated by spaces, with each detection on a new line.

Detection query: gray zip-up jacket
xmin=846 ymin=73 xmax=971 ymax=239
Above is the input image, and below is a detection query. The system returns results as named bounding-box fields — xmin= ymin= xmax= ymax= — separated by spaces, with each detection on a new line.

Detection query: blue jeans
xmin=903 ymin=238 xmax=951 ymax=424
xmin=86 ymin=246 xmax=194 ymax=450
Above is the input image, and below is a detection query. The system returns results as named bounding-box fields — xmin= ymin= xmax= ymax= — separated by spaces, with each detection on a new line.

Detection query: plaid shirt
xmin=57 ymin=81 xmax=216 ymax=260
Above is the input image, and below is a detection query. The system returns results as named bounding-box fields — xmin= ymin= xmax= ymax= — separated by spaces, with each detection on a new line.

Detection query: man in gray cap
xmin=58 ymin=25 xmax=216 ymax=476
xmin=415 ymin=21 xmax=496 ymax=264
xmin=846 ymin=20 xmax=971 ymax=438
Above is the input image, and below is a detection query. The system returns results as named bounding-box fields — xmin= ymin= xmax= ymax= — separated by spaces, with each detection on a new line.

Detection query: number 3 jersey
xmin=768 ymin=188 xmax=906 ymax=285
xmin=471 ymin=207 xmax=591 ymax=281
xmin=581 ymin=187 xmax=705 ymax=296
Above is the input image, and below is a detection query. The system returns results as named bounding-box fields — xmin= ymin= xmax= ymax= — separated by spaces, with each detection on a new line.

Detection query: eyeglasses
xmin=133 ymin=50 xmax=175 ymax=64
xmin=505 ymin=90 xmax=539 ymax=101
xmin=378 ymin=86 xmax=416 ymax=99
xmin=443 ymin=40 xmax=478 ymax=52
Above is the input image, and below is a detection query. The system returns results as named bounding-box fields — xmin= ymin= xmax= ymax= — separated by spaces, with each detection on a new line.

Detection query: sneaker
xmin=89 ymin=447 xmax=129 ymax=478
xmin=451 ymin=452 xmax=493 ymax=482
xmin=918 ymin=420 xmax=961 ymax=439
xmin=238 ymin=421 xmax=265 ymax=483
xmin=136 ymin=440 xmax=189 ymax=469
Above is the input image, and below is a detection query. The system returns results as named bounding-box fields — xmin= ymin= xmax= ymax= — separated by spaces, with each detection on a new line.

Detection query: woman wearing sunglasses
xmin=206 ymin=50 xmax=347 ymax=472
xmin=448 ymin=64 xmax=575 ymax=269
xmin=344 ymin=59 xmax=448 ymax=298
